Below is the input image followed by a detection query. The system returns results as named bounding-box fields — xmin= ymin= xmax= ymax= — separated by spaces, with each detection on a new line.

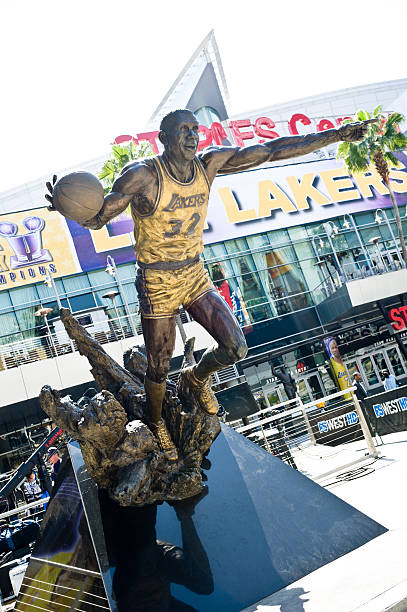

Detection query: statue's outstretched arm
xmin=201 ymin=120 xmax=374 ymax=176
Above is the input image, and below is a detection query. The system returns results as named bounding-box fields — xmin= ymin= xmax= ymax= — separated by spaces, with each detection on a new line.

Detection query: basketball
xmin=52 ymin=172 xmax=104 ymax=224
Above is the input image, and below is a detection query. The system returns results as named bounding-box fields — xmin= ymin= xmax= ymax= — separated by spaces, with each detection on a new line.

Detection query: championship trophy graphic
xmin=0 ymin=216 xmax=53 ymax=269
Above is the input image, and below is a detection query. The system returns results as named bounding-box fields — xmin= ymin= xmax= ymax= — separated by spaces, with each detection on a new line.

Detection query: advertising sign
xmin=3 ymin=154 xmax=407 ymax=283
xmin=363 ymin=385 xmax=407 ymax=435
xmin=205 ymin=154 xmax=407 ymax=245
xmin=309 ymin=405 xmax=363 ymax=446
xmin=66 ymin=154 xmax=407 ymax=273
xmin=323 ymin=336 xmax=352 ymax=399
xmin=0 ymin=207 xmax=79 ymax=289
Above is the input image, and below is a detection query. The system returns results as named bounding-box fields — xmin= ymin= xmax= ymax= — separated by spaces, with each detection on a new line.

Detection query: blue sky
xmin=1 ymin=0 xmax=405 ymax=192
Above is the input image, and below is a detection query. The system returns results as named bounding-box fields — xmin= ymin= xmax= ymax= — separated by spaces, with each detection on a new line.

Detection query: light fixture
xmin=105 ymin=264 xmax=115 ymax=276
xmin=319 ymin=239 xmax=324 ymax=248
xmin=343 ymin=219 xmax=351 ymax=230
xmin=375 ymin=212 xmax=383 ymax=224
xmin=34 ymin=307 xmax=53 ymax=318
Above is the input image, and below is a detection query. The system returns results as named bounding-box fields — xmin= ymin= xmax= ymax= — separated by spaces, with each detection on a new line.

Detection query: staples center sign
xmin=113 ymin=113 xmax=355 ymax=151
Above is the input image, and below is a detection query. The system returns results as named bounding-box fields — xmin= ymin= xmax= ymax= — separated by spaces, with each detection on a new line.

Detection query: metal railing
xmin=311 ymin=253 xmax=404 ymax=304
xmin=228 ymin=385 xmax=379 ymax=482
xmin=0 ymin=312 xmax=142 ymax=371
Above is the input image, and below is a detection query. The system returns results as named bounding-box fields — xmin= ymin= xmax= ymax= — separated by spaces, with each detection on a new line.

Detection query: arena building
xmin=1 ymin=31 xmax=407 ymax=472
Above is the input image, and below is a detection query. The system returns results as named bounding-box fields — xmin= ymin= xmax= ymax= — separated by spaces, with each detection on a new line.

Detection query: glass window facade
xmin=0 ymin=208 xmax=405 ymax=362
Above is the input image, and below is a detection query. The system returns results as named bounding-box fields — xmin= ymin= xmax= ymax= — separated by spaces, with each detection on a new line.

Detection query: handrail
xmin=236 ymin=386 xmax=356 ymax=433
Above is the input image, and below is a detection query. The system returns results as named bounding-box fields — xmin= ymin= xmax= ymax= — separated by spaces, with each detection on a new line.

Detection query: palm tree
xmin=337 ymin=106 xmax=407 ymax=267
xmin=98 ymin=140 xmax=154 ymax=194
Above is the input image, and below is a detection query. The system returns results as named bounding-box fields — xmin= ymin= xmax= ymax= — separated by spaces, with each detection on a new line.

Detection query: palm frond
xmin=373 ymin=104 xmax=383 ymax=118
xmin=384 ymin=151 xmax=399 ymax=166
xmin=387 ymin=111 xmax=405 ymax=126
xmin=98 ymin=160 xmax=117 ymax=182
xmin=337 ymin=141 xmax=351 ymax=158
xmin=356 ymin=109 xmax=368 ymax=121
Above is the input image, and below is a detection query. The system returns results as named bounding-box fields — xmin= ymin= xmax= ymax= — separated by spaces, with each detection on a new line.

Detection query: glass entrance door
xmin=296 ymin=371 xmax=325 ymax=404
xmin=262 ymin=384 xmax=287 ymax=408
xmin=386 ymin=346 xmax=406 ymax=379
xmin=345 ymin=343 xmax=407 ymax=391
xmin=360 ymin=355 xmax=380 ymax=387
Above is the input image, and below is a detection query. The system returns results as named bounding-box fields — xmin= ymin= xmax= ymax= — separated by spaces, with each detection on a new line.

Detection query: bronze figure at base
xmin=40 ymin=309 xmax=220 ymax=506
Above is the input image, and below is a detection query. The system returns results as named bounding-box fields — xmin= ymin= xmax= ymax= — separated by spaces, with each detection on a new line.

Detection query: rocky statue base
xmin=40 ymin=309 xmax=220 ymax=506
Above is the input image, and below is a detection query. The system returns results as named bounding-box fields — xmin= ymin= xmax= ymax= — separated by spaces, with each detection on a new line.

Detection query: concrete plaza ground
xmin=242 ymin=432 xmax=407 ymax=612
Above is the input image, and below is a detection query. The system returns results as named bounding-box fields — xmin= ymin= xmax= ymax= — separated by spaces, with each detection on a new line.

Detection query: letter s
xmin=389 ymin=308 xmax=404 ymax=331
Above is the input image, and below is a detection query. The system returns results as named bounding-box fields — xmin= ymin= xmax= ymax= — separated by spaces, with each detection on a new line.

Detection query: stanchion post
xmin=351 ymin=390 xmax=380 ymax=458
xmin=260 ymin=423 xmax=271 ymax=453
xmin=298 ymin=397 xmax=317 ymax=445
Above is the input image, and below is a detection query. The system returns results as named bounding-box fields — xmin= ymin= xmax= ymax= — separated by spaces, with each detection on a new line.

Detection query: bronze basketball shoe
xmin=178 ymin=366 xmax=220 ymax=415
xmin=151 ymin=419 xmax=178 ymax=462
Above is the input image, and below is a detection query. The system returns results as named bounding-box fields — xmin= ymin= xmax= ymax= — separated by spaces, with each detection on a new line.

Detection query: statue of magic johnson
xmin=48 ymin=109 xmax=371 ymax=461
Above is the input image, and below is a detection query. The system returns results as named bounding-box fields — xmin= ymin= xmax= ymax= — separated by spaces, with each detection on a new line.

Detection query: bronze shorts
xmin=135 ymin=259 xmax=215 ymax=318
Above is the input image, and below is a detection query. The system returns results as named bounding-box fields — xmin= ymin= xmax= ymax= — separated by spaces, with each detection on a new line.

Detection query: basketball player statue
xmin=46 ymin=110 xmax=371 ymax=462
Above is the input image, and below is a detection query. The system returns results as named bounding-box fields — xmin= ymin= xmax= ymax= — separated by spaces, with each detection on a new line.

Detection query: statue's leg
xmin=141 ymin=315 xmax=178 ymax=461
xmin=188 ymin=291 xmax=248 ymax=378
xmin=181 ymin=291 xmax=248 ymax=414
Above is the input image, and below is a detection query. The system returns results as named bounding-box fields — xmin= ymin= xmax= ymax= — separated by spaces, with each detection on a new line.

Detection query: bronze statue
xmin=40 ymin=309 xmax=221 ymax=505
xmin=46 ymin=110 xmax=371 ymax=462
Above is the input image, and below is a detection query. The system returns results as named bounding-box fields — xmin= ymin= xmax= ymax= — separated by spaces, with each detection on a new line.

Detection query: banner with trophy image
xmin=0 ymin=207 xmax=80 ymax=290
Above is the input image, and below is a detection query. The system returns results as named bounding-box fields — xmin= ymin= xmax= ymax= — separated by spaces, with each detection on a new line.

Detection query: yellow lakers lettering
xmin=217 ymin=161 xmax=407 ymax=222
xmin=163 ymin=193 xmax=207 ymax=212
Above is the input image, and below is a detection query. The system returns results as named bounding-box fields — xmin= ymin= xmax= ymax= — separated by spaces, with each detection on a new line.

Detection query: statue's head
xmin=159 ymin=109 xmax=199 ymax=161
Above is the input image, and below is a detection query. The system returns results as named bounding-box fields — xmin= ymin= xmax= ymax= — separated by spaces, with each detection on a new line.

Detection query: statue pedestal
xmin=17 ymin=426 xmax=386 ymax=612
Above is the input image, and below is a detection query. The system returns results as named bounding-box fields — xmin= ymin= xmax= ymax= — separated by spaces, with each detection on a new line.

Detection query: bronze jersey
xmin=131 ymin=155 xmax=210 ymax=265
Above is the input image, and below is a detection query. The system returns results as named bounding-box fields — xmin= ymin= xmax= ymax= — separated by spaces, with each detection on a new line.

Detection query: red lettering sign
xmin=388 ymin=308 xmax=406 ymax=331
xmin=288 ymin=113 xmax=312 ymax=135
xmin=229 ymin=119 xmax=255 ymax=147
xmin=113 ymin=111 xmax=374 ymax=151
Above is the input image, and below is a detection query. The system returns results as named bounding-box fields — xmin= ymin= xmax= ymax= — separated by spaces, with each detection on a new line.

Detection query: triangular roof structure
xmin=147 ymin=30 xmax=230 ymax=128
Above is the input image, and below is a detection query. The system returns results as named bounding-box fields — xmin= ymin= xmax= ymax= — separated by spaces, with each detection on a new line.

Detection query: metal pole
xmin=351 ymin=390 xmax=380 ymax=458
xmin=312 ymin=237 xmax=331 ymax=295
xmin=111 ymin=297 xmax=125 ymax=340
xmin=44 ymin=314 xmax=57 ymax=358
xmin=374 ymin=240 xmax=386 ymax=271
xmin=48 ymin=271 xmax=62 ymax=309
xmin=107 ymin=255 xmax=137 ymax=336
xmin=311 ymin=237 xmax=321 ymax=262
xmin=346 ymin=213 xmax=373 ymax=273
xmin=260 ymin=423 xmax=272 ymax=453
xmin=380 ymin=208 xmax=403 ymax=267
xmin=298 ymin=396 xmax=317 ymax=445
xmin=323 ymin=222 xmax=342 ymax=280
xmin=176 ymin=313 xmax=187 ymax=346
xmin=47 ymin=269 xmax=75 ymax=352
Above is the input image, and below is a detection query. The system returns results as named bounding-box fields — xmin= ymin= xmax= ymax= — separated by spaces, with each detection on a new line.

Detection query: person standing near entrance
xmin=353 ymin=372 xmax=368 ymax=401
xmin=382 ymin=369 xmax=399 ymax=391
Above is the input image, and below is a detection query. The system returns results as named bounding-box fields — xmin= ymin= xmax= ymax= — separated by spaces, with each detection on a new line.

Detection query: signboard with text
xmin=2 ymin=151 xmax=407 ymax=286
xmin=0 ymin=207 xmax=79 ymax=289
xmin=363 ymin=386 xmax=407 ymax=436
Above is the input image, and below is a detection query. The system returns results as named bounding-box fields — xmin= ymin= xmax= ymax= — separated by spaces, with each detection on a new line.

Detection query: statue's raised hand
xmin=45 ymin=175 xmax=58 ymax=210
xmin=338 ymin=118 xmax=377 ymax=142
